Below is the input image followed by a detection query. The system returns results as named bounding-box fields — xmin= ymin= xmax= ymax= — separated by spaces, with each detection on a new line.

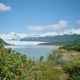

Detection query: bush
xmin=27 ymin=62 xmax=65 ymax=80
xmin=63 ymin=62 xmax=80 ymax=80
xmin=0 ymin=48 xmax=28 ymax=80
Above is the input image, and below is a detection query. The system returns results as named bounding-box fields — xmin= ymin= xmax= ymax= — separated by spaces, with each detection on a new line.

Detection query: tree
xmin=39 ymin=56 xmax=44 ymax=62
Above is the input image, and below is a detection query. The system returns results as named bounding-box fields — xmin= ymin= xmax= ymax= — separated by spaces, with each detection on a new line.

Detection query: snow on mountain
xmin=0 ymin=32 xmax=20 ymax=41
xmin=61 ymin=29 xmax=80 ymax=35
xmin=0 ymin=29 xmax=80 ymax=41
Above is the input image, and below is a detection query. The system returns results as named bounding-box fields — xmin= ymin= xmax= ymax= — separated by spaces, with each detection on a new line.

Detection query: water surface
xmin=5 ymin=41 xmax=59 ymax=60
xmin=5 ymin=45 xmax=59 ymax=60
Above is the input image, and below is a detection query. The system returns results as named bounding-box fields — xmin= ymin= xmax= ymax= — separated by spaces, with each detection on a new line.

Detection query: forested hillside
xmin=61 ymin=40 xmax=80 ymax=51
xmin=0 ymin=38 xmax=8 ymax=45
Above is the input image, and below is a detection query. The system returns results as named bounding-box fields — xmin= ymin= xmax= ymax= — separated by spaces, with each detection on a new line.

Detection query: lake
xmin=5 ymin=41 xmax=59 ymax=60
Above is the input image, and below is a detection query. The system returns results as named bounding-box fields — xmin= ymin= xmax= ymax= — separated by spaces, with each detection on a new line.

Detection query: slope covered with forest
xmin=0 ymin=38 xmax=8 ymax=45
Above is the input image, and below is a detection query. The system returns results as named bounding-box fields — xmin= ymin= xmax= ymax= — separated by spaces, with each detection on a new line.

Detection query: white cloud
xmin=27 ymin=20 xmax=68 ymax=31
xmin=0 ymin=3 xmax=11 ymax=12
xmin=61 ymin=28 xmax=80 ymax=35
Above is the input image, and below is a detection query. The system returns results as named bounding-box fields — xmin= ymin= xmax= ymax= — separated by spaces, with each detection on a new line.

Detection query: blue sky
xmin=0 ymin=0 xmax=80 ymax=34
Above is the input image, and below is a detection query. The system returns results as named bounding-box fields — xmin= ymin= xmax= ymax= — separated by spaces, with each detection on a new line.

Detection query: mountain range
xmin=21 ymin=34 xmax=80 ymax=42
xmin=0 ymin=29 xmax=80 ymax=42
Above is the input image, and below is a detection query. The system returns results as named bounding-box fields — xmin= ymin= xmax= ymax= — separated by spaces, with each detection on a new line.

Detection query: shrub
xmin=63 ymin=62 xmax=80 ymax=80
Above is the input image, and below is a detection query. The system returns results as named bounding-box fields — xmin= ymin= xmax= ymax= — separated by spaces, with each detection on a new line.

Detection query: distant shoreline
xmin=6 ymin=41 xmax=45 ymax=46
xmin=38 ymin=42 xmax=63 ymax=46
xmin=5 ymin=40 xmax=64 ymax=46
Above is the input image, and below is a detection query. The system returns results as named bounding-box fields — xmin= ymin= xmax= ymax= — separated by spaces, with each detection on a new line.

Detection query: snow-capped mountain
xmin=20 ymin=29 xmax=80 ymax=42
xmin=0 ymin=28 xmax=80 ymax=41
xmin=0 ymin=32 xmax=21 ymax=41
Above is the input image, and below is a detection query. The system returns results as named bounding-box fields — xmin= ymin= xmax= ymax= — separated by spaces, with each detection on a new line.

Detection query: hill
xmin=0 ymin=38 xmax=8 ymax=45
xmin=61 ymin=39 xmax=80 ymax=51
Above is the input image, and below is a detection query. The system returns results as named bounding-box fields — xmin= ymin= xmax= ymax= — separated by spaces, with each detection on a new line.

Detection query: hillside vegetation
xmin=0 ymin=39 xmax=80 ymax=80
xmin=61 ymin=40 xmax=80 ymax=51
xmin=0 ymin=38 xmax=8 ymax=45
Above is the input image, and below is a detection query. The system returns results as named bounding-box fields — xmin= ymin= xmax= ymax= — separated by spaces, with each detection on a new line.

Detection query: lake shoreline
xmin=38 ymin=42 xmax=63 ymax=46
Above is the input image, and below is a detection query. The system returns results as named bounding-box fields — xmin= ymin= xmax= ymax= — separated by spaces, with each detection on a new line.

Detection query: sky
xmin=0 ymin=0 xmax=80 ymax=34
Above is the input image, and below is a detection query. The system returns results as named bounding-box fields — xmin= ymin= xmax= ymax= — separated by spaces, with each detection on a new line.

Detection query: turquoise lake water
xmin=5 ymin=41 xmax=59 ymax=60
xmin=9 ymin=45 xmax=59 ymax=60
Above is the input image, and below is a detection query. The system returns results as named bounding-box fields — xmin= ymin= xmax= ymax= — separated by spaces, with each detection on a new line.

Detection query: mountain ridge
xmin=0 ymin=38 xmax=8 ymax=45
xmin=0 ymin=29 xmax=80 ymax=41
xmin=20 ymin=34 xmax=80 ymax=42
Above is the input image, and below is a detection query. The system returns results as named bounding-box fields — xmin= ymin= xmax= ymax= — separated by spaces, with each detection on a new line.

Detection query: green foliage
xmin=63 ymin=62 xmax=80 ymax=80
xmin=61 ymin=40 xmax=80 ymax=51
xmin=0 ymin=40 xmax=4 ymax=48
xmin=0 ymin=48 xmax=28 ymax=80
xmin=27 ymin=62 xmax=64 ymax=80
xmin=0 ymin=39 xmax=80 ymax=80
